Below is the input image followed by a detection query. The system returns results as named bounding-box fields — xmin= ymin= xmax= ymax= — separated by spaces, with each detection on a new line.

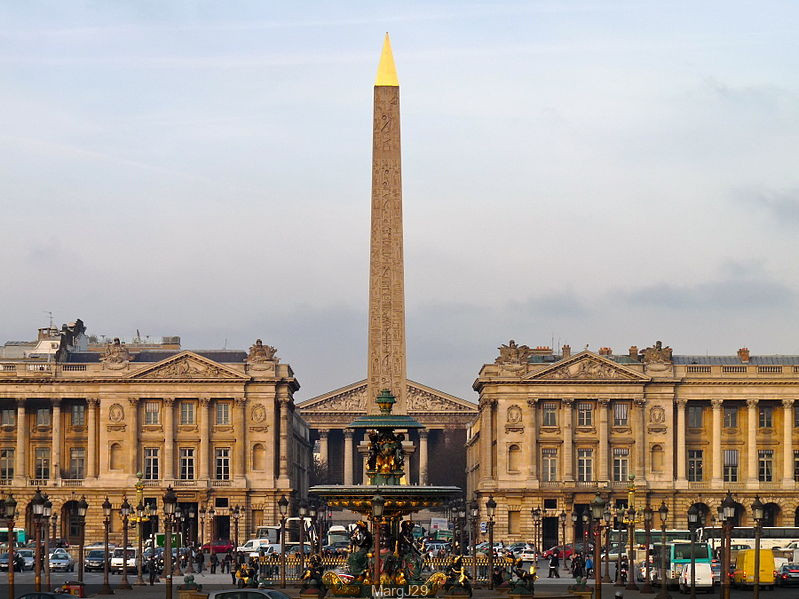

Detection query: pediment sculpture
xmin=137 ymin=356 xmax=234 ymax=380
xmin=246 ymin=339 xmax=279 ymax=371
xmin=101 ymin=338 xmax=131 ymax=369
xmin=640 ymin=341 xmax=673 ymax=373
xmin=540 ymin=357 xmax=637 ymax=381
xmin=495 ymin=340 xmax=533 ymax=365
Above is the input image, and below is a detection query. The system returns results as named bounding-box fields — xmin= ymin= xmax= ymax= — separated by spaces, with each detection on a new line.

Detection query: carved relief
xmin=109 ymin=403 xmax=124 ymax=423
xmin=495 ymin=340 xmax=533 ymax=365
xmin=506 ymin=405 xmax=522 ymax=424
xmin=138 ymin=357 xmax=232 ymax=380
xmin=649 ymin=406 xmax=665 ymax=424
xmin=251 ymin=404 xmax=267 ymax=423
xmin=746 ymin=398 xmax=759 ymax=408
xmin=307 ymin=386 xmax=368 ymax=412
xmin=540 ymin=357 xmax=637 ymax=381
xmin=100 ymin=338 xmax=131 ymax=369
xmin=407 ymin=387 xmax=460 ymax=412
xmin=246 ymin=339 xmax=279 ymax=372
xmin=640 ymin=341 xmax=672 ymax=364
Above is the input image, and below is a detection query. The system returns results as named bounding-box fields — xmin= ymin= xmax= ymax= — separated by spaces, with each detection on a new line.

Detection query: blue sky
xmin=1 ymin=1 xmax=798 ymax=402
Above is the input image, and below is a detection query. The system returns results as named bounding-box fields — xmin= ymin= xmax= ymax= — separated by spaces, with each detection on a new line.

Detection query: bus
xmin=699 ymin=527 xmax=799 ymax=551
xmin=255 ymin=517 xmax=314 ymax=544
xmin=652 ymin=542 xmax=713 ymax=586
xmin=0 ymin=528 xmax=27 ymax=545
xmin=610 ymin=529 xmax=692 ymax=546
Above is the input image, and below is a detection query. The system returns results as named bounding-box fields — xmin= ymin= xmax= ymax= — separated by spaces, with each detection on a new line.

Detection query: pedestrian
xmin=231 ymin=559 xmax=238 ymax=585
xmin=223 ymin=552 xmax=232 ymax=574
xmin=210 ymin=552 xmax=218 ymax=574
xmin=196 ymin=549 xmax=205 ymax=574
xmin=548 ymin=551 xmax=560 ymax=578
xmin=147 ymin=554 xmax=157 ymax=586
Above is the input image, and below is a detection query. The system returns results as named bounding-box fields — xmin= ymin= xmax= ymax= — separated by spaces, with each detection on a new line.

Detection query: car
xmin=776 ymin=563 xmax=799 ymax=586
xmin=0 ymin=552 xmax=25 ymax=571
xmin=543 ymin=545 xmax=575 ymax=560
xmin=17 ymin=594 xmax=76 ymax=599
xmin=237 ymin=538 xmax=272 ymax=554
xmin=207 ymin=589 xmax=293 ymax=599
xmin=49 ymin=548 xmax=76 ymax=572
xmin=518 ymin=546 xmax=538 ymax=562
xmin=602 ymin=544 xmax=626 ymax=561
xmin=202 ymin=540 xmax=234 ymax=554
xmin=85 ymin=549 xmax=110 ymax=572
xmin=285 ymin=542 xmax=314 ymax=555
xmin=508 ymin=542 xmax=528 ymax=555
xmin=110 ymin=547 xmax=137 ymax=573
xmin=17 ymin=549 xmax=35 ymax=570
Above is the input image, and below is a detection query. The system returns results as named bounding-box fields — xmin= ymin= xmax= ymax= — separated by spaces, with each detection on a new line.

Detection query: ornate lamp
xmin=278 ymin=495 xmax=289 ymax=518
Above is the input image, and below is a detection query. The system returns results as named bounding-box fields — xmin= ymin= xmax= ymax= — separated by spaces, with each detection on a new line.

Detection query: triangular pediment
xmin=525 ymin=351 xmax=650 ymax=382
xmin=128 ymin=351 xmax=247 ymax=380
xmin=297 ymin=379 xmax=477 ymax=414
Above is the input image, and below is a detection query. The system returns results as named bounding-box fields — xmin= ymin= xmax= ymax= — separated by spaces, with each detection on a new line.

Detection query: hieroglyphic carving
xmin=367 ymin=84 xmax=407 ymax=414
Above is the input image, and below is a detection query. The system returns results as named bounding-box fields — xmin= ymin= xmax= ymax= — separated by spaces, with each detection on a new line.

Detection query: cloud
xmin=733 ymin=187 xmax=799 ymax=226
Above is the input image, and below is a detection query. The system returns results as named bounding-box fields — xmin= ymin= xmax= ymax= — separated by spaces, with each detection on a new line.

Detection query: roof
xmin=673 ymin=355 xmax=799 ymax=365
xmin=66 ymin=350 xmax=248 ymax=363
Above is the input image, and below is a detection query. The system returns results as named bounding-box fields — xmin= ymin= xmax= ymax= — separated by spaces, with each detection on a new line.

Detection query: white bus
xmin=699 ymin=527 xmax=799 ymax=551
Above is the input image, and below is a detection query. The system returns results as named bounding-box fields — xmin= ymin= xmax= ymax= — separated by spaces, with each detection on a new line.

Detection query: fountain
xmin=310 ymin=389 xmax=462 ymax=597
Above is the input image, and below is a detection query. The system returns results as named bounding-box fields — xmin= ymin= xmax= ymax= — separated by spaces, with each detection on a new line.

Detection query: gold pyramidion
xmin=375 ymin=32 xmax=399 ymax=86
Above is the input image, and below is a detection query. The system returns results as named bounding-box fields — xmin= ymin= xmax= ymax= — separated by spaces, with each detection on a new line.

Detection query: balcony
xmin=61 ymin=479 xmax=83 ymax=487
xmin=0 ymin=479 xmax=11 ymax=486
xmin=174 ymin=479 xmax=197 ymax=487
xmin=212 ymin=480 xmax=232 ymax=487
xmin=28 ymin=479 xmax=49 ymax=487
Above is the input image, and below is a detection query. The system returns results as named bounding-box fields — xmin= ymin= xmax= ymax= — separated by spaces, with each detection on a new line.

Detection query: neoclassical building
xmin=468 ymin=341 xmax=799 ymax=548
xmin=0 ymin=319 xmax=309 ymax=544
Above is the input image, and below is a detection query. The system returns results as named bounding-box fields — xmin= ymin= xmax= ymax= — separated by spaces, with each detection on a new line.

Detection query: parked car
xmin=0 ymin=552 xmax=25 ymax=571
xmin=49 ymin=548 xmax=76 ymax=572
xmin=207 ymin=589 xmax=293 ymax=599
xmin=237 ymin=538 xmax=272 ymax=554
xmin=518 ymin=546 xmax=538 ymax=562
xmin=201 ymin=540 xmax=234 ymax=554
xmin=602 ymin=544 xmax=626 ymax=560
xmin=285 ymin=542 xmax=313 ymax=555
xmin=17 ymin=549 xmax=35 ymax=570
xmin=17 ymin=594 xmax=76 ymax=599
xmin=110 ymin=547 xmax=137 ymax=573
xmin=543 ymin=545 xmax=575 ymax=560
xmin=678 ymin=562 xmax=714 ymax=593
xmin=776 ymin=563 xmax=799 ymax=586
xmin=85 ymin=549 xmax=110 ymax=572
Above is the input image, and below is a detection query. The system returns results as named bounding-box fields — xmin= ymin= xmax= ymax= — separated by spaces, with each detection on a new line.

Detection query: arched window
xmin=651 ymin=445 xmax=664 ymax=472
xmin=507 ymin=445 xmax=521 ymax=472
xmin=252 ymin=443 xmax=266 ymax=471
xmin=109 ymin=443 xmax=122 ymax=470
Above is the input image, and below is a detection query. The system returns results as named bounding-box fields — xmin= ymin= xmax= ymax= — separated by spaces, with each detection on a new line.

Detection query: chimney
xmin=562 ymin=344 xmax=571 ymax=359
xmin=598 ymin=347 xmax=612 ymax=356
xmin=738 ymin=347 xmax=750 ymax=363
xmin=629 ymin=346 xmax=638 ymax=360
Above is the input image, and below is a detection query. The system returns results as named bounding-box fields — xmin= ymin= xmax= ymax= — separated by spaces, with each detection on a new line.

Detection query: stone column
xmin=419 ymin=429 xmax=429 ymax=485
xmin=563 ymin=399 xmax=574 ymax=481
xmin=52 ymin=399 xmax=62 ymax=480
xmin=234 ymin=397 xmax=247 ymax=480
xmin=318 ymin=430 xmax=329 ymax=467
xmin=527 ymin=399 xmax=539 ymax=480
xmin=747 ymin=398 xmax=759 ymax=485
xmin=198 ymin=397 xmax=210 ymax=480
xmin=343 ymin=429 xmax=354 ymax=485
xmin=15 ymin=398 xmax=26 ymax=482
xmin=634 ymin=398 xmax=647 ymax=479
xmin=676 ymin=399 xmax=687 ymax=484
xmin=278 ymin=394 xmax=290 ymax=480
xmin=163 ymin=397 xmax=175 ymax=481
xmin=479 ymin=398 xmax=493 ymax=481
xmin=598 ymin=399 xmax=610 ymax=482
xmin=86 ymin=398 xmax=99 ymax=478
xmin=127 ymin=397 xmax=139 ymax=475
xmin=711 ymin=399 xmax=723 ymax=484
xmin=783 ymin=399 xmax=795 ymax=485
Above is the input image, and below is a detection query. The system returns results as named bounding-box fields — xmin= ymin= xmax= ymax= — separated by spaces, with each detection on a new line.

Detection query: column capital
xmin=562 ymin=398 xmax=574 ymax=408
xmin=51 ymin=398 xmax=63 ymax=407
xmin=199 ymin=396 xmax=211 ymax=407
xmin=526 ymin=398 xmax=539 ymax=407
xmin=746 ymin=398 xmax=759 ymax=408
xmin=15 ymin=397 xmax=26 ymax=407
xmin=317 ymin=429 xmax=330 ymax=439
xmin=127 ymin=397 xmax=138 ymax=406
xmin=675 ymin=398 xmax=688 ymax=408
xmin=87 ymin=397 xmax=101 ymax=407
xmin=344 ymin=428 xmax=354 ymax=439
xmin=597 ymin=398 xmax=610 ymax=407
xmin=418 ymin=429 xmax=429 ymax=439
xmin=163 ymin=397 xmax=175 ymax=406
xmin=782 ymin=398 xmax=795 ymax=409
xmin=233 ymin=396 xmax=247 ymax=406
xmin=633 ymin=397 xmax=646 ymax=407
xmin=710 ymin=399 xmax=723 ymax=410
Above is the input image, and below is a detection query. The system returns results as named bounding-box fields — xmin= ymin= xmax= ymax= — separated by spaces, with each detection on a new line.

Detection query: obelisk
xmin=367 ymin=33 xmax=408 ymax=414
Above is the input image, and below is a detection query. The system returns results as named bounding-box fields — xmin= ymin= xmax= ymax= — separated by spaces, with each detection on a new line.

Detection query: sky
xmin=1 ymin=1 xmax=798 ymax=403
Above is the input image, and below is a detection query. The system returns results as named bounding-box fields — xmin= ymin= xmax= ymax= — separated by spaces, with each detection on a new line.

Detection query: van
xmin=733 ymin=548 xmax=776 ymax=588
xmin=237 ymin=539 xmax=271 ymax=554
xmin=110 ymin=547 xmax=137 ymax=573
xmin=678 ymin=562 xmax=714 ymax=593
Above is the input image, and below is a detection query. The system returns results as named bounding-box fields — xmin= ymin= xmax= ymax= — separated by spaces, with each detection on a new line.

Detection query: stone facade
xmin=0 ymin=320 xmax=309 ymax=545
xmin=468 ymin=341 xmax=799 ymax=547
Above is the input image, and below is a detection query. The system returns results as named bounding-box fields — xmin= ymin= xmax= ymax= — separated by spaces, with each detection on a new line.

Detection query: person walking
xmin=548 ymin=551 xmax=560 ymax=578
xmin=147 ymin=554 xmax=158 ymax=586
xmin=210 ymin=552 xmax=218 ymax=574
xmin=196 ymin=548 xmax=205 ymax=575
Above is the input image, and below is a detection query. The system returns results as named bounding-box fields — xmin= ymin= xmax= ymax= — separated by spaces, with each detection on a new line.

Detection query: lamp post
xmin=532 ymin=507 xmax=542 ymax=554
xmin=4 ymin=494 xmax=17 ymax=599
xmin=582 ymin=511 xmax=590 ymax=553
xmin=571 ymin=511 xmax=578 ymax=566
xmin=173 ymin=506 xmax=183 ymax=576
xmin=209 ymin=506 xmax=216 ymax=551
xmin=43 ymin=495 xmax=52 ymax=591
xmin=625 ymin=505 xmax=638 ymax=590
xmin=372 ymin=493 xmax=385 ymax=587
xmin=308 ymin=502 xmax=318 ymax=554
xmin=278 ymin=494 xmax=288 ymax=588
xmin=641 ymin=504 xmax=654 ymax=593
xmin=686 ymin=503 xmax=699 ymax=599
xmin=486 ymin=495 xmax=496 ymax=590
xmin=614 ymin=506 xmax=624 ymax=587
xmin=100 ymin=497 xmax=114 ymax=595
xmin=118 ymin=497 xmax=132 ymax=590
xmin=52 ymin=513 xmax=58 ymax=545
xmin=233 ymin=505 xmax=241 ymax=552
xmin=163 ymin=487 xmax=177 ymax=599
xmin=469 ymin=498 xmax=479 ymax=583
xmin=458 ymin=502 xmax=467 ymax=556
xmin=31 ymin=488 xmax=45 ymax=592
xmin=720 ymin=491 xmax=735 ymax=599
xmin=77 ymin=496 xmax=88 ymax=584
xmin=199 ymin=505 xmax=206 ymax=549
xmin=655 ymin=501 xmax=670 ymax=599
xmin=186 ymin=506 xmax=195 ymax=575
xmin=135 ymin=502 xmax=146 ymax=585
xmin=559 ymin=510 xmax=567 ymax=575
xmin=298 ymin=501 xmax=308 ymax=570
xmin=751 ymin=495 xmax=764 ymax=599
xmin=590 ymin=492 xmax=606 ymax=599
xmin=602 ymin=505 xmax=612 ymax=583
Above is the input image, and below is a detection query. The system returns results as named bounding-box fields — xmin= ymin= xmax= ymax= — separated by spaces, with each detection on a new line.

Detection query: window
xmin=36 ymin=408 xmax=50 ymax=426
xmin=144 ymin=401 xmax=160 ymax=425
xmin=0 ymin=409 xmax=15 ymax=426
xmin=180 ymin=401 xmax=195 ymax=425
xmin=612 ymin=448 xmax=629 ymax=482
xmin=723 ymin=449 xmax=738 ymax=482
xmin=69 ymin=447 xmax=85 ymax=479
xmin=542 ymin=448 xmax=558 ymax=482
xmin=179 ymin=448 xmax=195 ymax=480
xmin=215 ymin=447 xmax=231 ymax=480
xmin=687 ymin=449 xmax=703 ymax=481
xmin=758 ymin=449 xmax=773 ymax=482
xmin=613 ymin=403 xmax=629 ymax=426
xmin=144 ymin=448 xmax=159 ymax=480
xmin=795 ymin=405 xmax=799 ymax=428
xmin=541 ymin=403 xmax=558 ymax=427
xmin=35 ymin=447 xmax=50 ymax=480
xmin=794 ymin=450 xmax=799 ymax=482
xmin=687 ymin=406 xmax=703 ymax=428
xmin=577 ymin=402 xmax=593 ymax=426
xmin=577 ymin=448 xmax=593 ymax=482
xmin=71 ymin=404 xmax=85 ymax=426
xmin=544 ymin=498 xmax=558 ymax=510
xmin=723 ymin=406 xmax=737 ymax=428
xmin=508 ymin=510 xmax=520 ymax=535
xmin=216 ymin=402 xmax=231 ymax=425
xmin=0 ymin=449 xmax=14 ymax=479
xmin=507 ymin=445 xmax=521 ymax=472
xmin=759 ymin=406 xmax=773 ymax=428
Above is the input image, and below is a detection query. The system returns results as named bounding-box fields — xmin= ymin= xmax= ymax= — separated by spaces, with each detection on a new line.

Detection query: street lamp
xmin=486 ymin=495 xmax=496 ymax=590
xmin=372 ymin=493 xmax=385 ymax=586
xmin=4 ymin=494 xmax=17 ymax=599
xmin=173 ymin=505 xmax=183 ymax=576
xmin=308 ymin=502 xmax=319 ymax=553
xmin=458 ymin=502 xmax=467 ymax=556
xmin=602 ymin=505 xmax=612 ymax=583
xmin=31 ymin=488 xmax=45 ymax=592
xmin=278 ymin=494 xmax=289 ymax=588
xmin=656 ymin=501 xmax=670 ymax=599
xmin=77 ymin=496 xmax=88 ymax=583
xmin=186 ymin=506 xmax=195 ymax=575
xmin=100 ymin=497 xmax=114 ymax=595
xmin=751 ymin=495 xmax=765 ymax=599
xmin=625 ymin=505 xmax=638 ymax=591
xmin=614 ymin=506 xmax=625 ymax=587
xmin=43 ymin=495 xmax=52 ymax=591
xmin=135 ymin=502 xmax=146 ymax=585
xmin=209 ymin=506 xmax=216 ymax=550
xmin=687 ymin=503 xmax=700 ymax=599
xmin=233 ymin=505 xmax=242 ymax=553
xmin=590 ymin=492 xmax=606 ymax=599
xmin=298 ymin=501 xmax=308 ymax=570
xmin=581 ymin=511 xmax=590 ymax=551
xmin=559 ymin=510 xmax=567 ymax=575
xmin=642 ymin=504 xmax=654 ymax=593
xmin=532 ymin=507 xmax=542 ymax=554
xmin=469 ymin=498 xmax=479 ymax=583
xmin=720 ymin=491 xmax=736 ymax=599
xmin=199 ymin=505 xmax=206 ymax=548
xmin=118 ymin=496 xmax=132 ymax=590
xmin=163 ymin=486 xmax=177 ymax=599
